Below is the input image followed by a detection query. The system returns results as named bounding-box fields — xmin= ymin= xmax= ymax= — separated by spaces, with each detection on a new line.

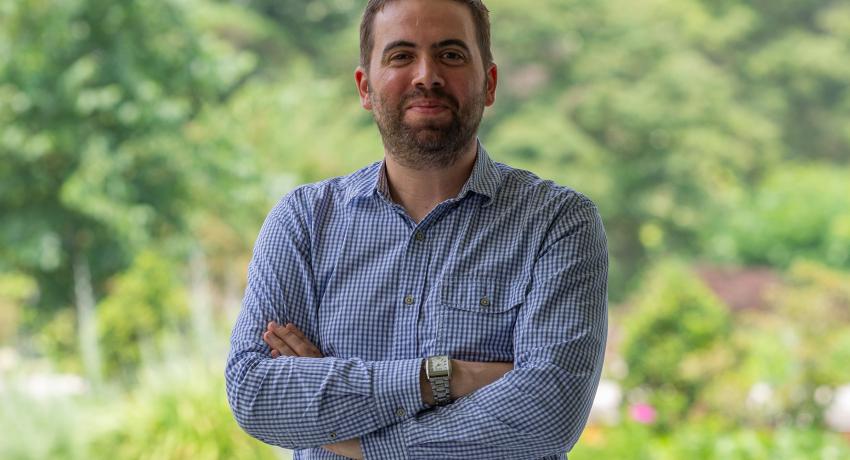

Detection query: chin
xmin=404 ymin=118 xmax=452 ymax=132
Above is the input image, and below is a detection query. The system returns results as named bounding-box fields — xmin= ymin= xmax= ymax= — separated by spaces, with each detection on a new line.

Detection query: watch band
xmin=430 ymin=374 xmax=451 ymax=406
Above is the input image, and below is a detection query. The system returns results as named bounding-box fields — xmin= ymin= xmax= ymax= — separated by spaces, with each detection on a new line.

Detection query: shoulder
xmin=492 ymin=163 xmax=607 ymax=265
xmin=494 ymin=162 xmax=599 ymax=220
xmin=267 ymin=161 xmax=382 ymax=225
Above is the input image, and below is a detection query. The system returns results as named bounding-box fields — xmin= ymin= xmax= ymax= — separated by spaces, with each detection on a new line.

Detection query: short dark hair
xmin=359 ymin=0 xmax=493 ymax=72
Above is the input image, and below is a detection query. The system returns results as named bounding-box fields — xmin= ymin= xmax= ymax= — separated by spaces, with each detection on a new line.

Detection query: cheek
xmin=379 ymin=78 xmax=410 ymax=100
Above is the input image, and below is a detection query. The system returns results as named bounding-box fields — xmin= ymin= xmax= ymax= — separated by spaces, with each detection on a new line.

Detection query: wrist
xmin=449 ymin=359 xmax=464 ymax=400
xmin=419 ymin=360 xmax=434 ymax=406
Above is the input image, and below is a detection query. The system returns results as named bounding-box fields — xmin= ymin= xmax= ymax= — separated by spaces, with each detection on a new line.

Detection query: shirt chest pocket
xmin=437 ymin=278 xmax=524 ymax=362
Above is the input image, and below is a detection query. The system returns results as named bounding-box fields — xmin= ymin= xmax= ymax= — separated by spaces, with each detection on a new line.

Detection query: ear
xmin=485 ymin=63 xmax=498 ymax=107
xmin=355 ymin=67 xmax=373 ymax=110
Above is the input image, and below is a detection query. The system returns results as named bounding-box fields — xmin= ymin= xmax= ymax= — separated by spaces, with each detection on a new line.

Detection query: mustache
xmin=402 ymin=87 xmax=459 ymax=111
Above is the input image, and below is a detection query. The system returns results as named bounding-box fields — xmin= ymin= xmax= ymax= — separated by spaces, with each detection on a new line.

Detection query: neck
xmin=384 ymin=139 xmax=478 ymax=223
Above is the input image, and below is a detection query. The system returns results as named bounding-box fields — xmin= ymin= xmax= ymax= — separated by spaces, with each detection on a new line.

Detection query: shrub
xmin=89 ymin=356 xmax=280 ymax=459
xmin=620 ymin=259 xmax=733 ymax=428
xmin=96 ymin=250 xmax=188 ymax=379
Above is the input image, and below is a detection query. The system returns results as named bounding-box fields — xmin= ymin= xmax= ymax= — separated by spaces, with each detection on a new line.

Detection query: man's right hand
xmin=420 ymin=359 xmax=513 ymax=405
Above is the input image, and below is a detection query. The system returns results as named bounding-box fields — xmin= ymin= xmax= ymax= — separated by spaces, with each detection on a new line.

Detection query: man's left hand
xmin=262 ymin=322 xmax=363 ymax=459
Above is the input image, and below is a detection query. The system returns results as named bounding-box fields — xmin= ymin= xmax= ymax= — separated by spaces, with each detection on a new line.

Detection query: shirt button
xmin=414 ymin=231 xmax=425 ymax=241
xmin=480 ymin=297 xmax=491 ymax=307
xmin=329 ymin=432 xmax=337 ymax=439
xmin=396 ymin=407 xmax=406 ymax=417
xmin=404 ymin=295 xmax=415 ymax=305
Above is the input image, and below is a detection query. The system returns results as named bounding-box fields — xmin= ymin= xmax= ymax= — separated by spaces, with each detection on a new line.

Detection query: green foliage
xmin=0 ymin=0 xmax=252 ymax=318
xmin=239 ymin=0 xmax=361 ymax=71
xmin=621 ymin=259 xmax=733 ymax=427
xmin=0 ymin=357 xmax=281 ymax=460
xmin=37 ymin=308 xmax=83 ymax=373
xmin=745 ymin=262 xmax=850 ymax=423
xmin=480 ymin=0 xmax=850 ymax=297
xmin=703 ymin=164 xmax=850 ymax=268
xmin=691 ymin=261 xmax=850 ymax=427
xmin=96 ymin=250 xmax=188 ymax=379
xmin=774 ymin=262 xmax=850 ymax=385
xmin=571 ymin=420 xmax=850 ymax=459
xmin=0 ymin=272 xmax=37 ymax=344
xmin=699 ymin=315 xmax=796 ymax=424
xmin=0 ymin=390 xmax=90 ymax=460
xmin=90 ymin=358 xmax=280 ymax=459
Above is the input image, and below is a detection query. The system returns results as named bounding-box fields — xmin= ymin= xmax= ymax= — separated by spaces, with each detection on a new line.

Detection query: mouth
xmin=406 ymin=99 xmax=450 ymax=115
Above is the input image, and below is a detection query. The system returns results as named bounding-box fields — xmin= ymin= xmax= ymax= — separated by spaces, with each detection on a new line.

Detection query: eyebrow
xmin=433 ymin=39 xmax=471 ymax=54
xmin=381 ymin=38 xmax=472 ymax=56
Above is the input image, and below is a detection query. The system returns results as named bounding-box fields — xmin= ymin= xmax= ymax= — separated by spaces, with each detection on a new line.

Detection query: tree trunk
xmin=189 ymin=246 xmax=216 ymax=360
xmin=73 ymin=253 xmax=102 ymax=387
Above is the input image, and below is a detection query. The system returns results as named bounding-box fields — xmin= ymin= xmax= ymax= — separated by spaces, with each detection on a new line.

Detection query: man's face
xmin=356 ymin=0 xmax=497 ymax=169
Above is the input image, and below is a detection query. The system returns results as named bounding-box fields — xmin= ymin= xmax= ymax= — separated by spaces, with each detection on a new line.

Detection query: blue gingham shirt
xmin=226 ymin=142 xmax=608 ymax=459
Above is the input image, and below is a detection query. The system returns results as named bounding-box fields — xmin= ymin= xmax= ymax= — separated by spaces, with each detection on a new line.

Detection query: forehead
xmin=371 ymin=0 xmax=477 ymax=51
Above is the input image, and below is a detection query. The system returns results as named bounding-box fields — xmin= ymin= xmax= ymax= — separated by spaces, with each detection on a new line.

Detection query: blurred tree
xmin=481 ymin=0 xmax=850 ymax=298
xmin=741 ymin=0 xmax=850 ymax=164
xmin=0 ymin=0 xmax=253 ymax=383
xmin=484 ymin=0 xmax=783 ymax=297
xmin=236 ymin=0 xmax=362 ymax=73
xmin=701 ymin=164 xmax=850 ymax=268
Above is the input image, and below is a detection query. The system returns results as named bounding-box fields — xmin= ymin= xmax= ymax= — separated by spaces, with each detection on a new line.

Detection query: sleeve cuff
xmin=361 ymin=421 xmax=407 ymax=460
xmin=369 ymin=358 xmax=426 ymax=426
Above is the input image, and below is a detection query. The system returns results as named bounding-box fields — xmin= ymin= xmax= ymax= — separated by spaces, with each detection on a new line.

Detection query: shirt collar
xmin=455 ymin=141 xmax=501 ymax=206
xmin=345 ymin=140 xmax=503 ymax=207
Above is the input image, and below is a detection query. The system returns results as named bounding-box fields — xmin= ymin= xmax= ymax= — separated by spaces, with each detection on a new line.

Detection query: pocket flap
xmin=440 ymin=278 xmax=524 ymax=313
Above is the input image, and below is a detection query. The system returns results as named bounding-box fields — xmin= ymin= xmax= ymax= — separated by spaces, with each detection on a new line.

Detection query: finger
xmin=263 ymin=330 xmax=297 ymax=356
xmin=279 ymin=330 xmax=321 ymax=358
xmin=285 ymin=324 xmax=322 ymax=356
xmin=286 ymin=323 xmax=308 ymax=339
xmin=271 ymin=349 xmax=280 ymax=358
xmin=274 ymin=324 xmax=322 ymax=358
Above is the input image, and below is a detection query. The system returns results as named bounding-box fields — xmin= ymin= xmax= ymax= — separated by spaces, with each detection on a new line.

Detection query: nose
xmin=411 ymin=56 xmax=445 ymax=89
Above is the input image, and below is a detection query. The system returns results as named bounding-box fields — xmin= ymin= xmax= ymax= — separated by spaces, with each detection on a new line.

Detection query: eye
xmin=388 ymin=52 xmax=413 ymax=64
xmin=441 ymin=50 xmax=466 ymax=63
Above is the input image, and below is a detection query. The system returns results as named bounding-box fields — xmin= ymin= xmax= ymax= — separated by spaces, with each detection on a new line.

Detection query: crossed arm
xmin=227 ymin=194 xmax=608 ymax=459
xmin=262 ymin=321 xmax=513 ymax=458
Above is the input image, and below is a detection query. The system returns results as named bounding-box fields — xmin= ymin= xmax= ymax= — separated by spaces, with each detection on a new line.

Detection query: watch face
xmin=432 ymin=356 xmax=448 ymax=372
xmin=428 ymin=356 xmax=450 ymax=377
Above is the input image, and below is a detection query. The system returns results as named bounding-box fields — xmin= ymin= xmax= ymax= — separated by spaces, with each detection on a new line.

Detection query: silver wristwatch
xmin=425 ymin=355 xmax=452 ymax=406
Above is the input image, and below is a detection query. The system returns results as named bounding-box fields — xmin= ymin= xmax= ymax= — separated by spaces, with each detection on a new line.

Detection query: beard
xmin=370 ymin=84 xmax=486 ymax=170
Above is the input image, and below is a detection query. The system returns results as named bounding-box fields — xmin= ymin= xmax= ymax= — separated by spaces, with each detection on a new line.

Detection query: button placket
xmin=394 ymin=223 xmax=432 ymax=354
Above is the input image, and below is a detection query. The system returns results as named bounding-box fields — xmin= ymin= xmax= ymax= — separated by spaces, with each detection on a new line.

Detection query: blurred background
xmin=1 ymin=0 xmax=849 ymax=458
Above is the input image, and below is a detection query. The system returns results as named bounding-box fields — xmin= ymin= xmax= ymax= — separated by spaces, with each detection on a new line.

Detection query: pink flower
xmin=629 ymin=403 xmax=657 ymax=424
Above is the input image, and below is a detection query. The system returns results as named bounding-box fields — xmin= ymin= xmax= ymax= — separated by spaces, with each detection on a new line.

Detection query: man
xmin=226 ymin=0 xmax=608 ymax=458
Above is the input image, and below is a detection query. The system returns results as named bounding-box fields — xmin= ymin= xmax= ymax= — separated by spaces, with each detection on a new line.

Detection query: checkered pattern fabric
xmin=226 ymin=142 xmax=608 ymax=459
